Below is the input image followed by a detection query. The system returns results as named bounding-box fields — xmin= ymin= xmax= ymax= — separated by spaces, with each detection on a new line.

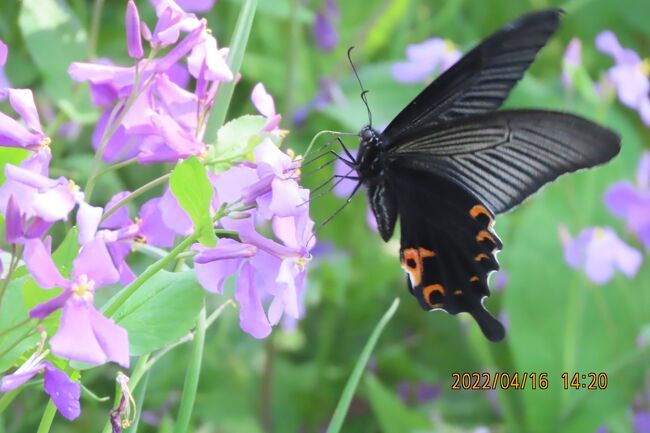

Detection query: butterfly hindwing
xmin=383 ymin=9 xmax=562 ymax=142
xmin=389 ymin=168 xmax=505 ymax=341
xmin=387 ymin=110 xmax=621 ymax=214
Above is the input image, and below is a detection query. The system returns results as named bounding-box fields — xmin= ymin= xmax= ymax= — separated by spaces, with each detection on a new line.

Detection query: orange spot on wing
xmin=470 ymin=204 xmax=494 ymax=228
xmin=469 ymin=275 xmax=480 ymax=282
xmin=474 ymin=253 xmax=490 ymax=261
xmin=453 ymin=289 xmax=463 ymax=295
xmin=476 ymin=230 xmax=497 ymax=244
xmin=400 ymin=247 xmax=435 ymax=287
xmin=423 ymin=284 xmax=445 ymax=308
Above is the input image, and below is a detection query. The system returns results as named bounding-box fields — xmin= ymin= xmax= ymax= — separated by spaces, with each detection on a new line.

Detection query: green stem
xmin=0 ymin=245 xmax=21 ymax=309
xmin=100 ymin=174 xmax=171 ymax=224
xmin=36 ymin=400 xmax=57 ymax=433
xmin=0 ymin=318 xmax=32 ymax=339
xmin=97 ymin=157 xmax=138 ymax=178
xmin=174 ymin=306 xmax=207 ymax=433
xmin=325 ymin=298 xmax=400 ymax=433
xmin=103 ymin=233 xmax=198 ymax=318
xmin=88 ymin=0 xmax=105 ymax=59
xmin=203 ymin=0 xmax=258 ymax=140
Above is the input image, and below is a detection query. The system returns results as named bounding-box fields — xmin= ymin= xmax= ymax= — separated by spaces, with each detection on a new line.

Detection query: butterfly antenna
xmin=347 ymin=46 xmax=373 ymax=128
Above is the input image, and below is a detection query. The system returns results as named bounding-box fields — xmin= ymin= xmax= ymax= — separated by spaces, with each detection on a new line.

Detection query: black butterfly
xmin=339 ymin=9 xmax=620 ymax=341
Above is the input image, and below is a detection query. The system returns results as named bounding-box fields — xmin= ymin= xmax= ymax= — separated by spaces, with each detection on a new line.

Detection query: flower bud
xmin=125 ymin=0 xmax=143 ymax=59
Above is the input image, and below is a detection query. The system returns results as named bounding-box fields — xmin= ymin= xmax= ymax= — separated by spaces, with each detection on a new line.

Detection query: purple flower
xmin=4 ymin=195 xmax=51 ymax=244
xmin=174 ymin=0 xmax=216 ymax=12
xmin=242 ymin=138 xmax=303 ymax=219
xmin=0 ymin=349 xmax=80 ymax=420
xmin=99 ymin=193 xmax=177 ymax=283
xmin=126 ymin=0 xmax=144 ymax=59
xmin=561 ymin=226 xmax=642 ymax=285
xmin=596 ymin=30 xmax=650 ymax=125
xmin=0 ymin=39 xmax=9 ymax=88
xmin=604 ymin=151 xmax=650 ymax=250
xmin=562 ymin=38 xmax=582 ymax=90
xmin=293 ymin=76 xmax=344 ymax=125
xmin=312 ymin=0 xmax=339 ymax=52
xmin=1 ymin=163 xmax=82 ymax=222
xmin=635 ymin=411 xmax=650 ymax=433
xmin=190 ymin=141 xmax=315 ymax=338
xmin=150 ymin=0 xmax=202 ymax=46
xmin=24 ymin=238 xmax=129 ymax=367
xmin=0 ymin=88 xmax=49 ymax=151
xmin=392 ymin=38 xmax=461 ymax=83
xmin=252 ymin=83 xmax=281 ymax=132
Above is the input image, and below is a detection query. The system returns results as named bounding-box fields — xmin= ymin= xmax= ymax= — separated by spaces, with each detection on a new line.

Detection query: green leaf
xmin=18 ymin=0 xmax=97 ymax=123
xmin=325 ymin=298 xmax=400 ymax=433
xmin=0 ymin=276 xmax=39 ymax=371
xmin=170 ymin=156 xmax=216 ymax=247
xmin=204 ymin=0 xmax=258 ymax=138
xmin=113 ymin=270 xmax=205 ymax=356
xmin=0 ymin=148 xmax=30 ymax=185
xmin=364 ymin=375 xmax=430 ymax=433
xmin=206 ymin=114 xmax=267 ymax=172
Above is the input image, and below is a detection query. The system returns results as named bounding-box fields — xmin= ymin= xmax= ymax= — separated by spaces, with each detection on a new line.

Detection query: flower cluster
xmin=391 ymin=37 xmax=461 ymax=83
xmin=0 ymin=0 xmax=314 ymax=422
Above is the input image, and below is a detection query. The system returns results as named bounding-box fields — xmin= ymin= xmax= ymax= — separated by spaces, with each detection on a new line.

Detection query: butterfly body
xmin=344 ymin=9 xmax=621 ymax=341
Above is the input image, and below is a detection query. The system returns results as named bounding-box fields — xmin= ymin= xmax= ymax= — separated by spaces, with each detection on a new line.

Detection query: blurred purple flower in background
xmin=163 ymin=0 xmax=215 ymax=13
xmin=392 ymin=37 xmax=461 ymax=83
xmin=0 ymin=40 xmax=10 ymax=88
xmin=604 ymin=151 xmax=650 ymax=250
xmin=0 ymin=88 xmax=49 ymax=151
xmin=293 ymin=77 xmax=344 ymax=125
xmin=0 ymin=345 xmax=80 ymax=420
xmin=636 ymin=411 xmax=650 ymax=433
xmin=561 ymin=226 xmax=642 ymax=285
xmin=312 ymin=0 xmax=339 ymax=52
xmin=596 ymin=30 xmax=650 ymax=125
xmin=25 ymin=238 xmax=129 ymax=367
xmin=562 ymin=38 xmax=582 ymax=90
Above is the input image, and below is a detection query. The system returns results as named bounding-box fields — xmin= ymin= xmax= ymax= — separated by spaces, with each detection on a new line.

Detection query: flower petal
xmin=50 ymin=299 xmax=108 ymax=365
xmin=77 ymin=202 xmax=103 ymax=245
xmin=23 ymin=238 xmax=68 ymax=289
xmin=8 ymin=89 xmax=42 ymax=133
xmin=235 ymin=262 xmax=271 ymax=338
xmin=43 ymin=362 xmax=81 ymax=420
xmin=72 ymin=238 xmax=120 ymax=287
xmin=251 ymin=83 xmax=276 ymax=118
xmin=87 ymin=306 xmax=130 ymax=368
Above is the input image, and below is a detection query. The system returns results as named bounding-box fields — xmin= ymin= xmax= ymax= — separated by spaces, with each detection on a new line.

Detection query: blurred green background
xmin=1 ymin=0 xmax=650 ymax=432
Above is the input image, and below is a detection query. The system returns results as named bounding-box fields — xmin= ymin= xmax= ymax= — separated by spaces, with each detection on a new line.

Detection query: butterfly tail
xmin=468 ymin=306 xmax=505 ymax=342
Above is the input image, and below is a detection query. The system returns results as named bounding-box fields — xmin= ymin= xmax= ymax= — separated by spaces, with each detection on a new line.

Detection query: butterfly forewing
xmin=383 ymin=9 xmax=562 ymax=143
xmin=386 ymin=110 xmax=621 ymax=213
